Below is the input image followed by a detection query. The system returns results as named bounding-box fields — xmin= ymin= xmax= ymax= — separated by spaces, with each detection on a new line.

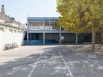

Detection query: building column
xmin=43 ymin=33 xmax=45 ymax=44
xmin=27 ymin=32 xmax=29 ymax=42
xmin=43 ymin=18 xmax=45 ymax=30
xmin=75 ymin=33 xmax=78 ymax=44
xmin=59 ymin=25 xmax=62 ymax=44
xmin=59 ymin=33 xmax=61 ymax=44
xmin=30 ymin=33 xmax=31 ymax=40
xmin=27 ymin=23 xmax=29 ymax=43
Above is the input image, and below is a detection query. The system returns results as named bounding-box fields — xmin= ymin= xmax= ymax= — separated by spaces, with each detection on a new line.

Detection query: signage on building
xmin=61 ymin=36 xmax=64 ymax=40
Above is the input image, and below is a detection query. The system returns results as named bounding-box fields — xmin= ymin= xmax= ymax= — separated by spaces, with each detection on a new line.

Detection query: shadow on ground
xmin=0 ymin=45 xmax=103 ymax=77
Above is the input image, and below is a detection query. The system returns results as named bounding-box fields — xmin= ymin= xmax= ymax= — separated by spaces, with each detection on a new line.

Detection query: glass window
xmin=44 ymin=19 xmax=49 ymax=22
xmin=28 ymin=22 xmax=38 ymax=26
xmin=38 ymin=22 xmax=43 ymax=26
xmin=38 ymin=19 xmax=43 ymax=22
xmin=28 ymin=18 xmax=60 ymax=30
xmin=28 ymin=19 xmax=39 ymax=22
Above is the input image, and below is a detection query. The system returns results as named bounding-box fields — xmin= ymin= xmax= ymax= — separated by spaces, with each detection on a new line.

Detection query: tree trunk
xmin=92 ymin=31 xmax=96 ymax=51
xmin=101 ymin=32 xmax=103 ymax=45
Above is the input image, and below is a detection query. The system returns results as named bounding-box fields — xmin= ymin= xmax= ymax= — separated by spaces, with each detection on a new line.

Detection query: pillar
xmin=43 ymin=33 xmax=45 ymax=44
xmin=30 ymin=33 xmax=31 ymax=40
xmin=76 ymin=33 xmax=78 ymax=44
xmin=27 ymin=32 xmax=29 ymax=43
xmin=59 ymin=33 xmax=61 ymax=44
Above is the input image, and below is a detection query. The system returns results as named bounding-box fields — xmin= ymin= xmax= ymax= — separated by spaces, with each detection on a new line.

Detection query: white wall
xmin=0 ymin=26 xmax=24 ymax=51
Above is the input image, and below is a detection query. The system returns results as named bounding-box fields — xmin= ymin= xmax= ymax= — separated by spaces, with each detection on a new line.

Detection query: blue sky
xmin=0 ymin=0 xmax=58 ymax=23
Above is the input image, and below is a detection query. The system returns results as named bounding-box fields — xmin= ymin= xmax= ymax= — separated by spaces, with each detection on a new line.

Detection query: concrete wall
xmin=0 ymin=26 xmax=24 ymax=51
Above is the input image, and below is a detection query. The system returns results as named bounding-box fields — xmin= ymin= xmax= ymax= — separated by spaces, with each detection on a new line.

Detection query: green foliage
xmin=57 ymin=0 xmax=103 ymax=33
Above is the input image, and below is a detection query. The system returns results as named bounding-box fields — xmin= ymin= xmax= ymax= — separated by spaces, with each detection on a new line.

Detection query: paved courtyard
xmin=0 ymin=45 xmax=103 ymax=77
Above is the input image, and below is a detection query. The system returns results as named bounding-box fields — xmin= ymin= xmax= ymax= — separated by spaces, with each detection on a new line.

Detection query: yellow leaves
xmin=100 ymin=20 xmax=103 ymax=25
xmin=87 ymin=21 xmax=93 ymax=27
xmin=57 ymin=0 xmax=103 ymax=33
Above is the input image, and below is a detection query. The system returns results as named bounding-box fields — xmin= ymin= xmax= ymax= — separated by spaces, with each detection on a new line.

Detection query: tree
xmin=57 ymin=0 xmax=103 ymax=51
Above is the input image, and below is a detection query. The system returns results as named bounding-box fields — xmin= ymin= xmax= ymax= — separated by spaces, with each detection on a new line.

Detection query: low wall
xmin=0 ymin=27 xmax=24 ymax=51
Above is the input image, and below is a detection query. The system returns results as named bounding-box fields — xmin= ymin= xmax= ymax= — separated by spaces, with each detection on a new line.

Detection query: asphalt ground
xmin=0 ymin=45 xmax=103 ymax=77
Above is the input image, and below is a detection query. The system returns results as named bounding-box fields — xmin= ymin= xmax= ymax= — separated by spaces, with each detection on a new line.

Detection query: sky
xmin=0 ymin=0 xmax=59 ymax=23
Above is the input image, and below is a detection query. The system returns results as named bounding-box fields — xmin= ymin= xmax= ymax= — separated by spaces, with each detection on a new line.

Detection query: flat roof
xmin=27 ymin=17 xmax=58 ymax=20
